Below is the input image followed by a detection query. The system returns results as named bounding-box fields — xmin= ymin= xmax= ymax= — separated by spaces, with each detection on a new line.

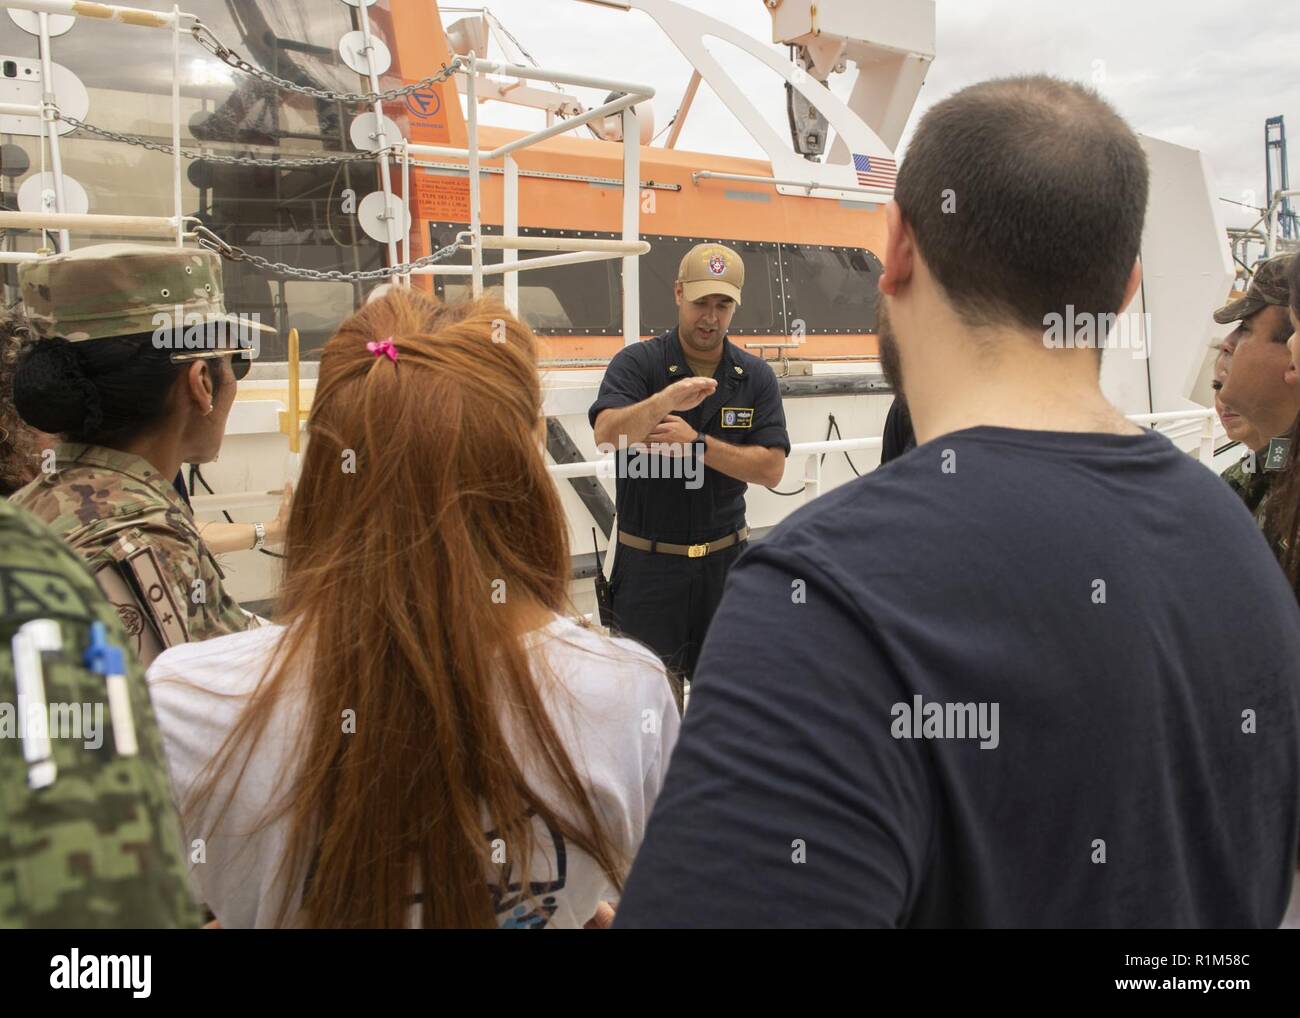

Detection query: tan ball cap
xmin=677 ymin=243 xmax=744 ymax=306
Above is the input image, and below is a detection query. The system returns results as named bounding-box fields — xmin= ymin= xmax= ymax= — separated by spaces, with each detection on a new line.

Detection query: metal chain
xmin=43 ymin=20 xmax=471 ymax=284
xmin=56 ymin=113 xmax=385 ymax=168
xmin=192 ymin=225 xmax=468 ymax=283
xmin=191 ymin=22 xmax=461 ymax=105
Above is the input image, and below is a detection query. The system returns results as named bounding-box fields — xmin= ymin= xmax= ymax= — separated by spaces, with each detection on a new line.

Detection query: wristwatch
xmin=251 ymin=522 xmax=267 ymax=552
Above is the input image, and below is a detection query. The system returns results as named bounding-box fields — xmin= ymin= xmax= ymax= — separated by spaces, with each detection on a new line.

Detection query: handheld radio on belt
xmin=593 ymin=523 xmax=616 ymax=628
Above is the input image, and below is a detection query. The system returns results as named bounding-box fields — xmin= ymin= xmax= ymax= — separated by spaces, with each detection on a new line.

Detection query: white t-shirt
xmin=145 ymin=614 xmax=678 ymax=928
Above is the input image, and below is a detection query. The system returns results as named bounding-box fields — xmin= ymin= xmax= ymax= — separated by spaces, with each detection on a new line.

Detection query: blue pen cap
xmin=84 ymin=621 xmax=126 ymax=676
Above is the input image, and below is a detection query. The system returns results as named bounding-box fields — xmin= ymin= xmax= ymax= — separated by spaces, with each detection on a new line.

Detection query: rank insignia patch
xmin=1264 ymin=437 xmax=1290 ymax=472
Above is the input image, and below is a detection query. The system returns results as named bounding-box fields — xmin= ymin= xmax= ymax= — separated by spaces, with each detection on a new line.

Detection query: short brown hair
xmin=895 ymin=75 xmax=1150 ymax=332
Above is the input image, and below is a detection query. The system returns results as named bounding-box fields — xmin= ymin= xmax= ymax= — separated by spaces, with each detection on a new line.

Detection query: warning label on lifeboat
xmin=413 ymin=174 xmax=471 ymax=222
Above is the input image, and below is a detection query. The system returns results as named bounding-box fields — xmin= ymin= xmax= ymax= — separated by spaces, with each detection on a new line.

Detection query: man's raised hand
xmin=592 ymin=375 xmax=716 ymax=451
xmin=663 ymin=376 xmax=717 ymax=412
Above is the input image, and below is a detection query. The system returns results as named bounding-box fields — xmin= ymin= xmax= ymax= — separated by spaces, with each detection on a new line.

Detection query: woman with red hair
xmin=147 ymin=288 xmax=678 ymax=928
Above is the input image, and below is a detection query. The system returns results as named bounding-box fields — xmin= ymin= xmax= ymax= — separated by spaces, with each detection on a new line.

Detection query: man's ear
xmin=673 ymin=281 xmax=684 ymax=307
xmin=1118 ymin=259 xmax=1143 ymax=314
xmin=879 ymin=201 xmax=915 ymax=297
xmin=186 ymin=360 xmax=214 ymax=415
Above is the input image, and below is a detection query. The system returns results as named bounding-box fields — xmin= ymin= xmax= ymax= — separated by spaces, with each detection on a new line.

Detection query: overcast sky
xmin=462 ymin=0 xmax=1299 ymax=231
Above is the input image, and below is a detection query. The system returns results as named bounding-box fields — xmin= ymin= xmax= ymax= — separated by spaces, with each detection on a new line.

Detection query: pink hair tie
xmin=367 ymin=337 xmax=399 ymax=362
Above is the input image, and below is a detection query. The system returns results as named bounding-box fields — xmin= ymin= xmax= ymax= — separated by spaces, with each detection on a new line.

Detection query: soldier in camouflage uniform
xmin=0 ymin=495 xmax=199 ymax=927
xmin=1214 ymin=334 xmax=1271 ymax=515
xmin=1221 ymin=453 xmax=1272 ymax=517
xmin=12 ymin=444 xmax=254 ymax=667
xmin=9 ymin=244 xmax=270 ymax=667
xmin=1213 ymin=253 xmax=1297 ymax=536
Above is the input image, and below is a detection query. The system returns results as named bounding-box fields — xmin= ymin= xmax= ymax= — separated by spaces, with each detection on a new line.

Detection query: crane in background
xmin=1266 ymin=116 xmax=1298 ymax=244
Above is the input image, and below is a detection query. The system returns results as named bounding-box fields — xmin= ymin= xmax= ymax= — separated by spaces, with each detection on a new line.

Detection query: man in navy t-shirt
xmin=616 ymin=75 xmax=1300 ymax=929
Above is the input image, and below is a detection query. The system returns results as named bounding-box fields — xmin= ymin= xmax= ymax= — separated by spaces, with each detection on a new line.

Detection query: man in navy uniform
xmin=589 ymin=243 xmax=789 ymax=689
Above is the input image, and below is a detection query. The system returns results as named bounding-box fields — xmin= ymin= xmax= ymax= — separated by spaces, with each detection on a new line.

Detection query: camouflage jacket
xmin=9 ymin=444 xmax=252 ymax=665
xmin=1221 ymin=452 xmax=1294 ymax=582
xmin=1221 ymin=454 xmax=1273 ymax=522
xmin=0 ymin=496 xmax=199 ymax=927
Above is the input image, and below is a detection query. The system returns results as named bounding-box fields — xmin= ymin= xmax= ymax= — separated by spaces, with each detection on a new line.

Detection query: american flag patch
xmin=853 ymin=152 xmax=898 ymax=191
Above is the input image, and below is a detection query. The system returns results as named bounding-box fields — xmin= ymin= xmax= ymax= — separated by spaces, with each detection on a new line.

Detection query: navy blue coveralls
xmin=587 ymin=328 xmax=790 ymax=683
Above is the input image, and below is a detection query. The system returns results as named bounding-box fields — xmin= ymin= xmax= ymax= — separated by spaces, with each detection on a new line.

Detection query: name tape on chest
xmin=720 ymin=407 xmax=754 ymax=429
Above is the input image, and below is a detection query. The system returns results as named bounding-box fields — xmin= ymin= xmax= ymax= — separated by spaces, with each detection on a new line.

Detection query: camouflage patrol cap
xmin=1213 ymin=253 xmax=1295 ymax=325
xmin=678 ymin=243 xmax=744 ymax=306
xmin=18 ymin=243 xmax=273 ymax=343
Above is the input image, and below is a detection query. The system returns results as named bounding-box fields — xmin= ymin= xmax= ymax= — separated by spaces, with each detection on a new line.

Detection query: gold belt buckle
xmin=688 ymin=543 xmax=708 ymax=558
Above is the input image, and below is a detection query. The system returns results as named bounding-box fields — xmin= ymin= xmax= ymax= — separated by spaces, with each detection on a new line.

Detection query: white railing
xmin=403 ymin=54 xmax=652 ymax=345
xmin=0 ymin=4 xmax=655 ymax=345
xmin=691 ymin=170 xmax=883 ymax=198
xmin=1266 ymin=188 xmax=1300 ymax=257
xmin=420 ymin=233 xmax=651 ymax=291
xmin=796 ymin=436 xmax=884 ymax=500
xmin=0 ymin=211 xmax=181 ymax=237
xmin=0 ymin=101 xmax=44 ymax=117
xmin=544 ymin=408 xmax=1221 ymax=508
xmin=1127 ymin=408 xmax=1218 ymax=467
xmin=3 ymin=0 xmax=178 ymax=24
xmin=1 ymin=0 xmax=214 ymax=251
xmin=189 ymin=409 xmax=1222 ymax=519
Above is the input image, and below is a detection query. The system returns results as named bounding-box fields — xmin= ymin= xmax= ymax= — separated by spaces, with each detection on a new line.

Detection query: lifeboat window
xmin=422 ymin=225 xmax=882 ymax=340
xmin=780 ymin=244 xmax=883 ymax=335
xmin=639 ymin=236 xmax=785 ymax=337
xmin=428 ymin=223 xmax=621 ymax=335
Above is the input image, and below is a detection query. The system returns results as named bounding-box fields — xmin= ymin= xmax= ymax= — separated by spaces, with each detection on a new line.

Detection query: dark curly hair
xmin=0 ymin=307 xmax=43 ymax=497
